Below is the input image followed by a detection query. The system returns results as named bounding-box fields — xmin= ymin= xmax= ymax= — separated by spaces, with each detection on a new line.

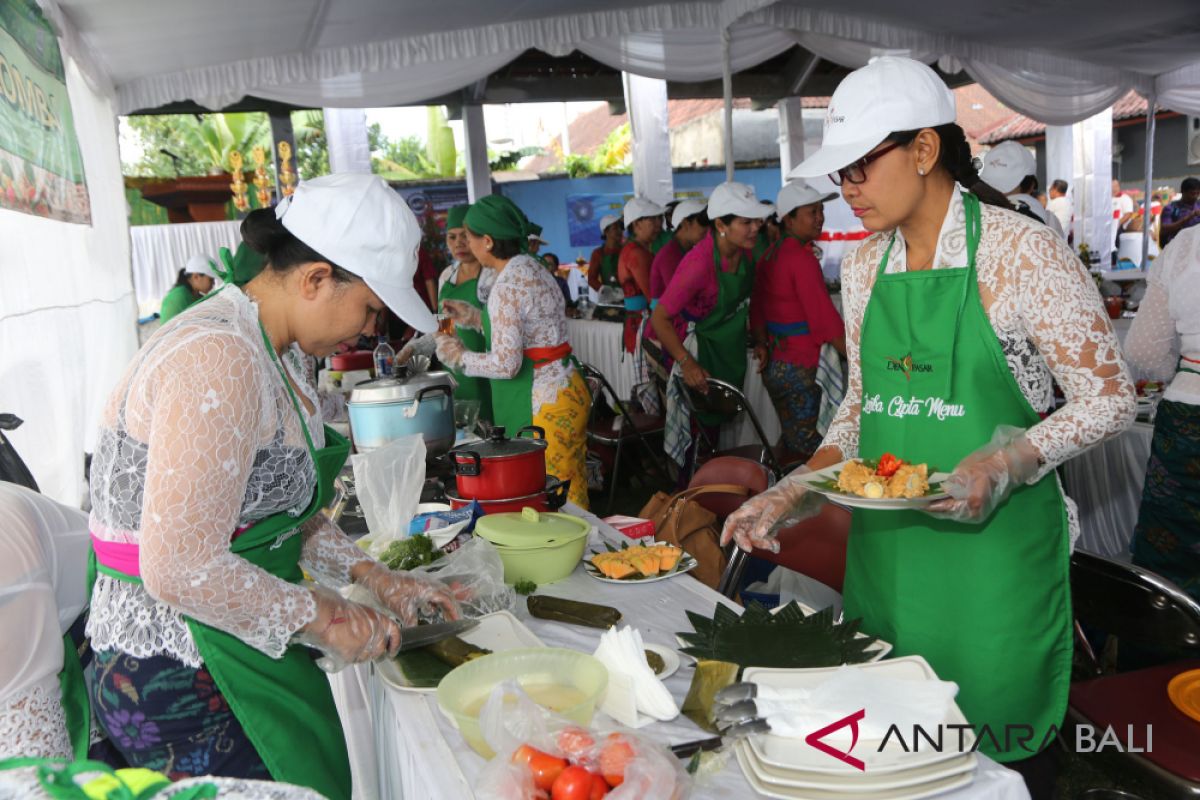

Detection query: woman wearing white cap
xmin=642 ymin=199 xmax=709 ymax=407
xmin=86 ymin=174 xmax=461 ymax=799
xmin=978 ymin=140 xmax=1065 ymax=237
xmin=651 ymin=182 xmax=773 ymax=470
xmin=750 ymin=181 xmax=845 ymax=460
xmin=587 ymin=214 xmax=624 ymax=290
xmin=617 ymin=197 xmax=665 ymax=356
xmin=721 ymin=57 xmax=1134 ymax=786
xmin=159 ymin=253 xmax=219 ymax=324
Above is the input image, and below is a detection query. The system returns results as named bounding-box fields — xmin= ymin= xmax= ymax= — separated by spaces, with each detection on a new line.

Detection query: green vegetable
xmin=513 ymin=579 xmax=538 ymax=595
xmin=677 ymin=601 xmax=879 ymax=669
xmin=380 ymin=534 xmax=444 ymax=572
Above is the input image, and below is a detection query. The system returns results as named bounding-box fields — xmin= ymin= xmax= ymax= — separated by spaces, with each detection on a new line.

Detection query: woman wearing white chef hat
xmin=86 ymin=173 xmax=461 ymax=799
xmin=721 ymin=56 xmax=1134 ymax=791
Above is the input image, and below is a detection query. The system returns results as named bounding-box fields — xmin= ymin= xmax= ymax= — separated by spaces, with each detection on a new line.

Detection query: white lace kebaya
xmin=457 ymin=254 xmax=576 ymax=414
xmin=87 ymin=286 xmax=370 ymax=668
xmin=820 ymin=188 xmax=1136 ymax=540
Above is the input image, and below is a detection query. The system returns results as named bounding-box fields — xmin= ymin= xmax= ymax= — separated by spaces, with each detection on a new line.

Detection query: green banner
xmin=0 ymin=0 xmax=89 ymax=223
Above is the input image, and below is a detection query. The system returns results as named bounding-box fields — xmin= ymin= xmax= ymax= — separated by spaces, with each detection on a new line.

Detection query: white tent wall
xmin=129 ymin=220 xmax=243 ymax=312
xmin=624 ymin=72 xmax=674 ymax=206
xmin=1074 ymin=108 xmax=1114 ymax=261
xmin=0 ymin=56 xmax=137 ymax=506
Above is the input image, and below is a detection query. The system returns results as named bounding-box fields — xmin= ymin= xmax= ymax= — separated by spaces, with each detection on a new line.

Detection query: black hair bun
xmin=240 ymin=208 xmax=291 ymax=256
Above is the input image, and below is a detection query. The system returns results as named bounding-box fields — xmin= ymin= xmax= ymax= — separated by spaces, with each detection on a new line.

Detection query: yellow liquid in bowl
xmin=463 ymin=682 xmax=588 ymax=717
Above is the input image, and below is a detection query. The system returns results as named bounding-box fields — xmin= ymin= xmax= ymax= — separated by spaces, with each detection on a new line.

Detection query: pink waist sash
xmin=92 ymin=524 xmax=254 ymax=578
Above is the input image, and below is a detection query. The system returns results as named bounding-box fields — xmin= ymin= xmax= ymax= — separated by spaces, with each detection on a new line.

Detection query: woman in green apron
xmin=721 ymin=57 xmax=1135 ymax=797
xmin=436 ymin=195 xmax=592 ymax=509
xmin=86 ymin=173 xmax=461 ymax=800
xmin=650 ymin=181 xmax=773 ymax=473
xmin=159 ymin=254 xmax=218 ymax=324
xmin=399 ymin=204 xmax=496 ymax=422
xmin=587 ymin=214 xmax=624 ymax=291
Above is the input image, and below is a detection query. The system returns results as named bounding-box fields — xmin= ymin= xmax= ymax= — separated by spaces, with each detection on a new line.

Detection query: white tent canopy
xmin=40 ymin=0 xmax=1200 ymax=119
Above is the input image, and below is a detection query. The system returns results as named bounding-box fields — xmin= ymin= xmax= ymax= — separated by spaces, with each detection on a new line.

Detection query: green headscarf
xmin=446 ymin=203 xmax=470 ymax=231
xmin=463 ymin=194 xmax=532 ymax=251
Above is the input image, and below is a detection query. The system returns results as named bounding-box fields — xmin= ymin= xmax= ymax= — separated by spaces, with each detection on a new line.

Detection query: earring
xmin=719 ymin=232 xmax=726 ymax=238
xmin=918 ymin=167 xmax=926 ymax=176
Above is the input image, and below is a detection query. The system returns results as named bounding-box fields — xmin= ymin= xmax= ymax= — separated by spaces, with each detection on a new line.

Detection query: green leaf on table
xmin=677 ymin=601 xmax=879 ymax=669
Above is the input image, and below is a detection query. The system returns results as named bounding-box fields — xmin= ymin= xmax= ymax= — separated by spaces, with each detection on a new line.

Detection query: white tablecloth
xmin=332 ymin=506 xmax=1030 ymax=800
xmin=1061 ymin=421 xmax=1154 ymax=560
xmin=565 ymin=319 xmax=782 ymax=451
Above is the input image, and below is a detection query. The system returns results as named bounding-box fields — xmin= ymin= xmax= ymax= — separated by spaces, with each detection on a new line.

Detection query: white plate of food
xmin=796 ymin=456 xmax=951 ymax=510
xmin=583 ymin=541 xmax=698 ymax=584
xmin=643 ymin=643 xmax=681 ymax=680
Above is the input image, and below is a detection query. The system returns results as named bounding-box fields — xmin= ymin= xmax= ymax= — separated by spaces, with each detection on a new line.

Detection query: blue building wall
xmin=497 ymin=165 xmax=785 ymax=261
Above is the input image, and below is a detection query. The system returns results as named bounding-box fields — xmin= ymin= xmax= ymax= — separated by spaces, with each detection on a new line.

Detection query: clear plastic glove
xmin=719 ymin=466 xmax=825 ymax=553
xmin=355 ymin=562 xmax=463 ymax=625
xmin=441 ymin=299 xmax=482 ymax=331
xmin=435 ymin=333 xmax=468 ymax=368
xmin=925 ymin=426 xmax=1041 ymax=523
xmin=295 ymin=585 xmax=400 ymax=665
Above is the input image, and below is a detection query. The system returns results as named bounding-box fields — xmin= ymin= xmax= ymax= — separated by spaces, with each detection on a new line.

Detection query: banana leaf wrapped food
xmin=393 ymin=634 xmax=491 ymax=688
xmin=526 ymin=595 xmax=621 ymax=629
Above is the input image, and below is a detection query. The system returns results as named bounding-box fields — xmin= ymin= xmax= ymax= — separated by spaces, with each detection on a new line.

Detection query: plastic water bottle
xmin=373 ymin=336 xmax=395 ymax=379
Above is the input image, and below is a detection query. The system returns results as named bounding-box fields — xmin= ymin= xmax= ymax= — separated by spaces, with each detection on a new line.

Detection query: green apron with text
xmin=843 ymin=193 xmax=1071 ymax=762
xmin=88 ymin=325 xmax=353 ymax=799
xmin=692 ymin=243 xmax=753 ymax=426
xmin=440 ymin=273 xmax=493 ymax=422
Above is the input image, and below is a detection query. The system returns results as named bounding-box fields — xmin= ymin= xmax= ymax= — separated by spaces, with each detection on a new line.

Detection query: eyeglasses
xmin=829 ymin=141 xmax=904 ymax=186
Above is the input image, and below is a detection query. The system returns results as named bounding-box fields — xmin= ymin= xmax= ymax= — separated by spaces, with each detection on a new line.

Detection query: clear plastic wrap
xmin=410 ymin=537 xmax=515 ymax=619
xmin=474 ymin=681 xmax=690 ymax=800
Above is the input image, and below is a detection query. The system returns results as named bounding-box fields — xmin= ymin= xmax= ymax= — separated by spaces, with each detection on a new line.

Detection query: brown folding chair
xmin=1066 ymin=550 xmax=1200 ymax=797
xmin=579 ymin=362 xmax=670 ymax=514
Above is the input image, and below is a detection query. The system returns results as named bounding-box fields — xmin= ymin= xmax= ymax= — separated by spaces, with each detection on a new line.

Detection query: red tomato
xmin=589 ymin=772 xmax=609 ymax=799
xmin=556 ymin=727 xmax=596 ymax=761
xmin=598 ymin=733 xmax=635 ymax=788
xmin=551 ymin=765 xmax=594 ymax=800
xmin=512 ymin=744 xmax=567 ymax=791
xmin=875 ymin=452 xmax=904 ymax=478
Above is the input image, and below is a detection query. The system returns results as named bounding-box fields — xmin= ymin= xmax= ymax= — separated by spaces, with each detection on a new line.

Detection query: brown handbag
xmin=639 ymin=484 xmax=750 ymax=590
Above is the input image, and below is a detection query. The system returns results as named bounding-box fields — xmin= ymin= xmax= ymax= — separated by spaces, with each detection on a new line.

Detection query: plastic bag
xmin=474 ymin=681 xmax=690 ymax=800
xmin=353 ymin=435 xmax=425 ymax=558
xmin=410 ymin=537 xmax=515 ymax=619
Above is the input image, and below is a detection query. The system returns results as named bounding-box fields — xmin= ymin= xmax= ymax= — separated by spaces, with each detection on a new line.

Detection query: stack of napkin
xmin=592 ymin=627 xmax=679 ymax=728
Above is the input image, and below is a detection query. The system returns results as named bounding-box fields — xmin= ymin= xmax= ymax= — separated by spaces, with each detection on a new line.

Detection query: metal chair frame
xmin=579 ymin=361 xmax=671 ymax=514
xmin=674 ymin=375 xmax=784 ymax=481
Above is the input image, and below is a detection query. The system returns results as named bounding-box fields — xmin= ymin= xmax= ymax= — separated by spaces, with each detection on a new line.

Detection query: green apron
xmin=158 ymin=285 xmax=198 ymax=324
xmin=482 ymin=307 xmax=539 ymax=434
xmin=89 ymin=323 xmax=354 ymax=799
xmin=691 ymin=241 xmax=753 ymax=426
xmin=439 ymin=269 xmax=493 ymax=422
xmin=598 ymin=248 xmax=620 ymax=287
xmin=844 ymin=192 xmax=1071 ymax=763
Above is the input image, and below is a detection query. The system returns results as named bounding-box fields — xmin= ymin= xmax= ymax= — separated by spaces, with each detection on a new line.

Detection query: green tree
xmin=291 ymin=110 xmax=329 ymax=180
xmin=123 ymin=113 xmax=272 ymax=177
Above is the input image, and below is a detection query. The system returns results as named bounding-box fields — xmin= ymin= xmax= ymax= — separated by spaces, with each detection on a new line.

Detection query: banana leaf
xmin=526 ymin=595 xmax=621 ymax=629
xmin=677 ymin=601 xmax=878 ymax=669
xmin=392 ymin=635 xmax=491 ymax=688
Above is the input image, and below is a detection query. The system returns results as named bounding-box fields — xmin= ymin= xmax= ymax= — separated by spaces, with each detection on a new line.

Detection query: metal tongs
xmin=712 ymin=682 xmax=774 ymax=740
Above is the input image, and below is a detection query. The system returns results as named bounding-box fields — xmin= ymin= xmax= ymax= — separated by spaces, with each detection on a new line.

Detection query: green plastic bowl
xmin=474 ymin=510 xmax=591 ymax=585
xmin=436 ymin=647 xmax=609 ymax=758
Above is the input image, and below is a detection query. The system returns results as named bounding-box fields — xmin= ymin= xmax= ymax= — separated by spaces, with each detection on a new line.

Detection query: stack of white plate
xmin=736 ymin=656 xmax=978 ymax=800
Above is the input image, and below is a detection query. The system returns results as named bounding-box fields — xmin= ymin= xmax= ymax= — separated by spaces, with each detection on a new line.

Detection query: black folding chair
xmin=579 ymin=362 xmax=671 ymax=514
xmin=675 ymin=376 xmax=784 ymax=481
xmin=0 ymin=413 xmax=38 ymax=492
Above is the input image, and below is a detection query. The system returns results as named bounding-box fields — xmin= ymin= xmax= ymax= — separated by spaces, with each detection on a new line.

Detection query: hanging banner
xmin=0 ymin=0 xmax=90 ymax=223
xmin=566 ymin=192 xmax=629 ymax=248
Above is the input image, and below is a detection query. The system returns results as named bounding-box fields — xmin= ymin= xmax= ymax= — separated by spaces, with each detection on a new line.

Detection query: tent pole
xmin=1141 ymin=93 xmax=1156 ymax=270
xmin=722 ymin=27 xmax=734 ymax=182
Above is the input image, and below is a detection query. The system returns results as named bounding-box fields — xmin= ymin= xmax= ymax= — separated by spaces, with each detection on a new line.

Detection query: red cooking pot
xmin=331 ymin=350 xmax=375 ymax=372
xmin=449 ymin=426 xmax=548 ymax=500
xmin=445 ymin=477 xmax=570 ymax=515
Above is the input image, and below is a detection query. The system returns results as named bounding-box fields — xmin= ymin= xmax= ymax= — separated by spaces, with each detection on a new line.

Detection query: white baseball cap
xmin=979 ymin=141 xmax=1036 ymax=194
xmin=275 ymin=173 xmax=436 ymax=333
xmin=775 ymin=181 xmax=838 ymax=218
xmin=527 ymin=232 xmax=549 ymax=245
xmin=670 ymin=198 xmax=707 ymax=229
xmin=184 ymin=253 xmax=218 ymax=279
xmin=622 ymin=196 xmax=666 ymax=228
xmin=599 ymin=213 xmax=622 ymax=233
xmin=789 ymin=56 xmax=956 ymax=180
xmin=707 ymin=182 xmax=774 ymax=219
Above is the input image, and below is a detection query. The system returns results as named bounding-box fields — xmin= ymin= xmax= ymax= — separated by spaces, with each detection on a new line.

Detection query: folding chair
xmin=675 ymin=375 xmax=784 ymax=481
xmin=1066 ymin=550 xmax=1200 ymax=797
xmin=579 ymin=362 xmax=670 ymax=514
xmin=717 ymin=503 xmax=851 ymax=601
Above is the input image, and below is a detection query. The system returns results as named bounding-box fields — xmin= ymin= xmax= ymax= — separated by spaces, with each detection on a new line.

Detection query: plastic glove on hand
xmin=396 ymin=344 xmax=414 ymax=365
xmin=719 ymin=466 xmax=824 ymax=553
xmin=925 ymin=427 xmax=1040 ymax=523
xmin=356 ymin=562 xmax=462 ymax=626
xmin=441 ymin=299 xmax=481 ymax=330
xmin=435 ymin=334 xmax=468 ymax=368
xmin=295 ymin=585 xmax=401 ymax=666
